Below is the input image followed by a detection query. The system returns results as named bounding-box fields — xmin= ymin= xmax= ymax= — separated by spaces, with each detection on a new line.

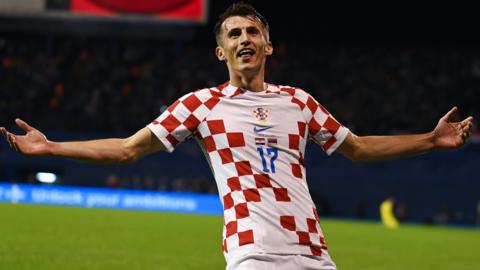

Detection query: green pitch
xmin=1 ymin=203 xmax=479 ymax=270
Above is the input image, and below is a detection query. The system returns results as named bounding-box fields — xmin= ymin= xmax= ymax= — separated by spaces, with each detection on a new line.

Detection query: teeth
xmin=238 ymin=50 xmax=254 ymax=57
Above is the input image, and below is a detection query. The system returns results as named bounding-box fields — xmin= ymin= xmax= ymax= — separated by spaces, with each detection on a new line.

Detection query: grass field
xmin=1 ymin=203 xmax=479 ymax=270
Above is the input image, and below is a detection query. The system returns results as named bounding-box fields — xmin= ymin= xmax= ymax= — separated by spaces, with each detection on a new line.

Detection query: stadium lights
xmin=35 ymin=172 xmax=58 ymax=184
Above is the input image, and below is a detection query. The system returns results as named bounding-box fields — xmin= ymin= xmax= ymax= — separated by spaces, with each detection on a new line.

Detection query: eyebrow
xmin=227 ymin=28 xmax=241 ymax=36
xmin=226 ymin=25 xmax=260 ymax=36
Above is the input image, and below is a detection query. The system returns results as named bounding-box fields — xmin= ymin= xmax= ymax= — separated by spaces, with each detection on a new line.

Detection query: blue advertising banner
xmin=0 ymin=183 xmax=222 ymax=215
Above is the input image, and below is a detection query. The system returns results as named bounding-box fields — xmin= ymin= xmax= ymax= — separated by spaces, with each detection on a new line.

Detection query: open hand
xmin=432 ymin=107 xmax=474 ymax=149
xmin=0 ymin=119 xmax=50 ymax=155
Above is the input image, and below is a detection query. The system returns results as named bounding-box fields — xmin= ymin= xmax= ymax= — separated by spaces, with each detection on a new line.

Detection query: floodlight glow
xmin=36 ymin=172 xmax=57 ymax=183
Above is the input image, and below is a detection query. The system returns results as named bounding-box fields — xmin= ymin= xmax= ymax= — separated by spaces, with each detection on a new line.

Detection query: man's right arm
xmin=0 ymin=119 xmax=165 ymax=164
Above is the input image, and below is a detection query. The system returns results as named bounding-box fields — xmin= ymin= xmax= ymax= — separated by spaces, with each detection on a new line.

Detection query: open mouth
xmin=237 ymin=48 xmax=255 ymax=58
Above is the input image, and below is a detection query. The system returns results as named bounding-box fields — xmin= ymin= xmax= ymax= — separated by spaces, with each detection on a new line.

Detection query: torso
xmin=148 ymin=82 xmax=349 ymax=264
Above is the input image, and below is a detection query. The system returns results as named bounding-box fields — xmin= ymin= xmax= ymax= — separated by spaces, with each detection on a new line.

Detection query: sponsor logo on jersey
xmin=253 ymin=107 xmax=269 ymax=124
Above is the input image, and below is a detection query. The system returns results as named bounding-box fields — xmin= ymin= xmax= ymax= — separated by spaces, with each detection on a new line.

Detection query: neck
xmin=229 ymin=68 xmax=265 ymax=92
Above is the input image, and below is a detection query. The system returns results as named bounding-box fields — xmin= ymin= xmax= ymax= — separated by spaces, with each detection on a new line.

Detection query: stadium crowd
xmin=1 ymin=33 xmax=478 ymax=136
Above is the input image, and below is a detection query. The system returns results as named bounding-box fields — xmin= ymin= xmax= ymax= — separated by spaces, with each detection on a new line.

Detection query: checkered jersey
xmin=147 ymin=82 xmax=349 ymax=264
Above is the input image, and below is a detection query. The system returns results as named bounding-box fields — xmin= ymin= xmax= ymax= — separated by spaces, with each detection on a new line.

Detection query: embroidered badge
xmin=253 ymin=107 xmax=269 ymax=124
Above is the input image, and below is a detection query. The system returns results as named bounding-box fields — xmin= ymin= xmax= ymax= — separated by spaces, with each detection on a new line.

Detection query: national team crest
xmin=253 ymin=107 xmax=269 ymax=124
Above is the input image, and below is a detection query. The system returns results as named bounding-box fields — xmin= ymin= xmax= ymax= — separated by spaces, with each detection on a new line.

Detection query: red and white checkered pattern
xmin=147 ymin=82 xmax=349 ymax=265
xmin=279 ymin=208 xmax=329 ymax=256
xmin=149 ymin=89 xmax=223 ymax=152
xmin=288 ymin=121 xmax=308 ymax=179
xmin=292 ymin=91 xmax=346 ymax=155
xmin=286 ymin=87 xmax=346 ymax=155
xmin=197 ymin=117 xmax=293 ymax=253
xmin=222 ymin=172 xmax=292 ymax=252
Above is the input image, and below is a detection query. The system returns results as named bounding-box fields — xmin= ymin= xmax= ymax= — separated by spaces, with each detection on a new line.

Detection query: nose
xmin=239 ymin=30 xmax=251 ymax=46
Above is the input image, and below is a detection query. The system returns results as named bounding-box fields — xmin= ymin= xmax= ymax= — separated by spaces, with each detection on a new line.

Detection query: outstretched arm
xmin=337 ymin=107 xmax=474 ymax=162
xmin=0 ymin=119 xmax=165 ymax=164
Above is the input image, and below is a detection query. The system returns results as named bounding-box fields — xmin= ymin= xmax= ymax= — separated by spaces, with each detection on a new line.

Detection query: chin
xmin=228 ymin=61 xmax=262 ymax=75
xmin=237 ymin=63 xmax=260 ymax=71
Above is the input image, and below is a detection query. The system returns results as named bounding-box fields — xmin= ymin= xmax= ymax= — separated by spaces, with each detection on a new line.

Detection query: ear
xmin=265 ymin=41 xmax=273 ymax=56
xmin=216 ymin=46 xmax=226 ymax=61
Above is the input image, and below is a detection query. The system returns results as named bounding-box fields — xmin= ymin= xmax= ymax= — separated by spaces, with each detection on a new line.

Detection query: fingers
xmin=443 ymin=106 xmax=458 ymax=122
xmin=459 ymin=117 xmax=474 ymax=142
xmin=8 ymin=133 xmax=20 ymax=152
xmin=4 ymin=131 xmax=19 ymax=152
xmin=1 ymin=126 xmax=20 ymax=152
xmin=15 ymin=118 xmax=34 ymax=132
xmin=460 ymin=116 xmax=474 ymax=128
xmin=0 ymin=127 xmax=8 ymax=141
xmin=461 ymin=117 xmax=474 ymax=135
xmin=1 ymin=127 xmax=13 ymax=146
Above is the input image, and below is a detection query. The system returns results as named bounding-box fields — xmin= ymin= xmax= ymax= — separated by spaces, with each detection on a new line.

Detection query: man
xmin=0 ymin=2 xmax=474 ymax=270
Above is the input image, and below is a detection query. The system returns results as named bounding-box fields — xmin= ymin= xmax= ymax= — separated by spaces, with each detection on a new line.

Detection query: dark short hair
xmin=214 ymin=2 xmax=270 ymax=45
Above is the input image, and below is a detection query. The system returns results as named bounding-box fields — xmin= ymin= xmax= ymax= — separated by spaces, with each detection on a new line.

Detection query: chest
xmin=197 ymin=96 xmax=309 ymax=155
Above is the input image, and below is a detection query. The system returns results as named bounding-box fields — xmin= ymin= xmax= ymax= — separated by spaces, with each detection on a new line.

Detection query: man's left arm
xmin=337 ymin=107 xmax=474 ymax=162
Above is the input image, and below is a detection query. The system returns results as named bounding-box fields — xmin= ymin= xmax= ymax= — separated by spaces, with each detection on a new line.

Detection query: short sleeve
xmin=147 ymin=89 xmax=220 ymax=152
xmin=295 ymin=90 xmax=350 ymax=155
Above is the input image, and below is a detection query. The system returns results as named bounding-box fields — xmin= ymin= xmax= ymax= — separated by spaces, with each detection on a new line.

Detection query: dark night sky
xmin=200 ymin=1 xmax=479 ymax=44
xmin=2 ymin=1 xmax=477 ymax=44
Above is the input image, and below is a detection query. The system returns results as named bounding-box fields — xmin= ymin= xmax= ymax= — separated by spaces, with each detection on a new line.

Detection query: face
xmin=216 ymin=16 xmax=273 ymax=75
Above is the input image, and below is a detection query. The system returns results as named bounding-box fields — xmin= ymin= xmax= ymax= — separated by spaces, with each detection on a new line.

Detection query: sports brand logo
xmin=253 ymin=107 xmax=269 ymax=124
xmin=253 ymin=126 xmax=272 ymax=134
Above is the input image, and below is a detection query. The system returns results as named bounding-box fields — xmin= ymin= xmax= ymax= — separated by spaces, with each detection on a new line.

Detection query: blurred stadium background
xmin=0 ymin=1 xmax=479 ymax=269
